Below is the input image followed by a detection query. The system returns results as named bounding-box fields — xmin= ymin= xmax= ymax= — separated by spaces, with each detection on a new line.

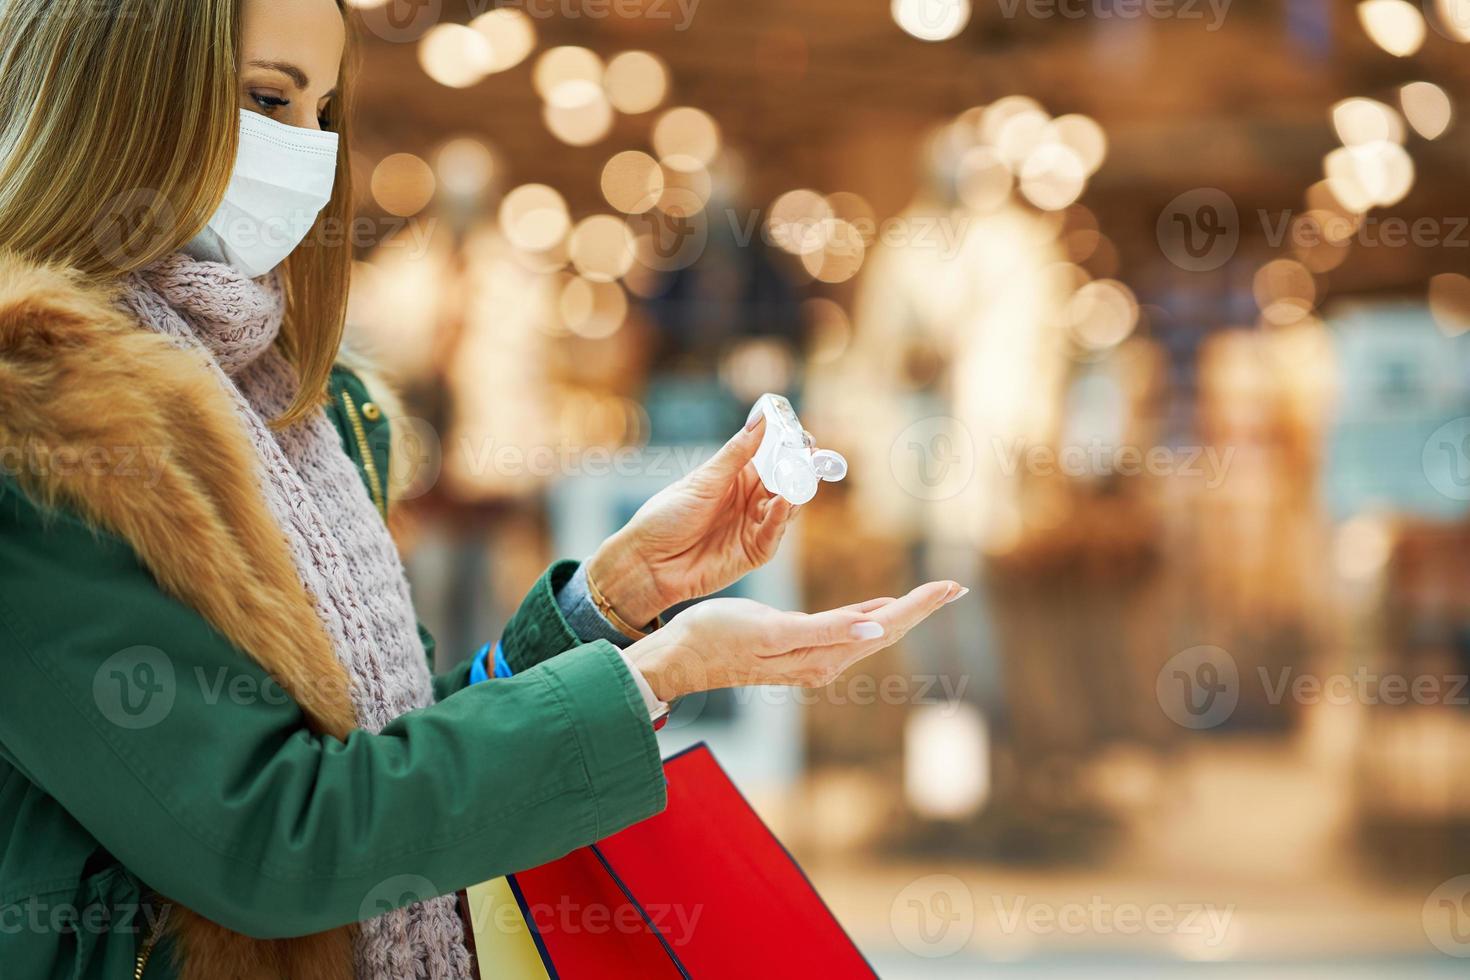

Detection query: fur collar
xmin=0 ymin=253 xmax=357 ymax=980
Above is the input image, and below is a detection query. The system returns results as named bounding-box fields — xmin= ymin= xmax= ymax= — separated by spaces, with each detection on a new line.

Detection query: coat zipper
xmin=340 ymin=390 xmax=387 ymax=518
xmin=133 ymin=904 xmax=172 ymax=980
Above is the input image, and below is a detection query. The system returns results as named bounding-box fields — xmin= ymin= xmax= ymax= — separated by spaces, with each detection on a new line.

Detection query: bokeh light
xmin=1429 ymin=273 xmax=1470 ymax=336
xmin=435 ymin=138 xmax=496 ymax=200
xmin=1432 ymin=0 xmax=1470 ymax=41
xmin=957 ymin=146 xmax=1014 ymax=212
xmin=891 ymin=0 xmax=972 ymax=42
xmin=499 ymin=183 xmax=571 ymax=253
xmin=533 ymin=46 xmax=604 ymax=101
xmin=980 ymin=96 xmax=1047 ymax=146
xmin=1020 ymin=143 xmax=1087 ymax=211
xmin=534 ymin=47 xmax=613 ymax=147
xmin=720 ymin=337 xmax=796 ymax=402
xmin=1331 ymin=98 xmax=1405 ymax=146
xmin=1291 ymin=211 xmax=1354 ymax=272
xmin=994 ymin=108 xmax=1052 ymax=171
xmin=1068 ymin=279 xmax=1139 ymax=351
xmin=560 ymin=276 xmax=629 ymax=339
xmin=418 ymin=24 xmax=493 ymax=89
xmin=1254 ymin=259 xmax=1319 ymax=327
xmin=652 ymin=107 xmax=722 ymax=168
xmin=601 ymin=151 xmax=665 ymax=214
xmin=604 ymin=51 xmax=670 ymax=115
xmin=1400 ymin=82 xmax=1453 ymax=139
xmin=1357 ymin=0 xmax=1427 ymax=57
xmin=1050 ymin=115 xmax=1108 ymax=176
xmin=1253 ymin=259 xmax=1318 ymax=317
xmin=568 ymin=215 xmax=637 ymax=283
xmin=470 ymin=9 xmax=537 ymax=74
xmin=1324 ymin=140 xmax=1415 ymax=210
xmin=656 ymin=160 xmax=713 ymax=217
xmin=371 ymin=153 xmax=436 ymax=217
xmin=801 ymin=219 xmax=867 ymax=284
xmin=543 ymin=86 xmax=615 ymax=146
xmin=768 ymin=190 xmax=833 ymax=256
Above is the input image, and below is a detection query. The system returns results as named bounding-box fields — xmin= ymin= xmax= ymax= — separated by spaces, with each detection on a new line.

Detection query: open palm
xmin=625 ymin=582 xmax=964 ymax=701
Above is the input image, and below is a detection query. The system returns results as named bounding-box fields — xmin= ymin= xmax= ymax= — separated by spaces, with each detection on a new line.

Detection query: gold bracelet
xmin=586 ymin=568 xmax=663 ymax=641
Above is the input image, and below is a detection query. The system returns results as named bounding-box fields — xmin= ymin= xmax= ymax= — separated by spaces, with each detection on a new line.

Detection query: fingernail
xmin=851 ymin=622 xmax=885 ymax=640
xmin=744 ymin=414 xmax=760 ymax=432
xmin=945 ymin=587 xmax=970 ymax=604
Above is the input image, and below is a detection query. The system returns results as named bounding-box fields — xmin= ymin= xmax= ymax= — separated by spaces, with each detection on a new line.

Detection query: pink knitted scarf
xmin=119 ymin=254 xmax=472 ymax=980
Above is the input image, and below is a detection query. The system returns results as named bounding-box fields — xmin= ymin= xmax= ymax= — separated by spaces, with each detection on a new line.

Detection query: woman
xmin=0 ymin=1 xmax=962 ymax=978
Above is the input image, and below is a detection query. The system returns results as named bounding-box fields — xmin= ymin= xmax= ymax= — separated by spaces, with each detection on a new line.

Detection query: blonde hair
xmin=0 ymin=0 xmax=356 ymax=427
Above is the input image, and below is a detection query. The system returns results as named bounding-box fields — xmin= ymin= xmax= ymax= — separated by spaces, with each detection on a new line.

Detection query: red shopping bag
xmin=460 ymin=743 xmax=875 ymax=979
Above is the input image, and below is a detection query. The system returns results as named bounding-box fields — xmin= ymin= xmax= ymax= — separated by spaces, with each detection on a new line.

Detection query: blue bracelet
xmin=469 ymin=642 xmax=514 ymax=684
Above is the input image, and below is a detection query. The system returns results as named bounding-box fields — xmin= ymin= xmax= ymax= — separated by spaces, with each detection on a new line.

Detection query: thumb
xmin=698 ymin=416 xmax=766 ymax=483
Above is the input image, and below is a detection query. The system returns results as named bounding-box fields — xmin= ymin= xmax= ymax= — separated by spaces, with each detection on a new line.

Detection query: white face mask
xmin=186 ymin=109 xmax=340 ymax=278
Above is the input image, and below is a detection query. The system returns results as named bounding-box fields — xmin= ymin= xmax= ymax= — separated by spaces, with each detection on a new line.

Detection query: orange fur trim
xmin=0 ymin=253 xmax=357 ymax=980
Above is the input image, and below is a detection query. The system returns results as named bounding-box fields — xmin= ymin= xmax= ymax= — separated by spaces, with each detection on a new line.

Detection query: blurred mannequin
xmin=809 ymin=125 xmax=1069 ymax=555
xmin=806 ymin=123 xmax=1071 ymax=802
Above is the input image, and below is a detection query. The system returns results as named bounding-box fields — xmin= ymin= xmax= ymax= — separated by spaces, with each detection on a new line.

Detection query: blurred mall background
xmin=340 ymin=0 xmax=1470 ymax=974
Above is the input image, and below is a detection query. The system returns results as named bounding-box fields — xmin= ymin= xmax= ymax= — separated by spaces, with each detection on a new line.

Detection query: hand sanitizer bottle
xmin=746 ymin=394 xmax=848 ymax=505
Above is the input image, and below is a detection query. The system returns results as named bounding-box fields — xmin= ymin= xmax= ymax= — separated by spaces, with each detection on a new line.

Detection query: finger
xmin=764 ymin=496 xmax=795 ymax=525
xmin=867 ymin=581 xmax=962 ymax=638
xmin=700 ymin=416 xmax=766 ymax=482
xmin=753 ymin=515 xmax=791 ymax=560
xmin=752 ymin=497 xmax=795 ymax=551
xmin=843 ymin=597 xmax=897 ymax=614
xmin=773 ymin=584 xmax=956 ymax=659
xmin=766 ymin=605 xmax=889 ymax=654
xmin=751 ymin=486 xmax=787 ymax=526
xmin=752 ymin=493 xmax=799 ymax=527
xmin=771 ymin=592 xmax=916 ymax=653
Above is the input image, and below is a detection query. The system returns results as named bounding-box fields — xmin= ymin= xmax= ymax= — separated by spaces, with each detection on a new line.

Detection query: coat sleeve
xmin=0 ymin=483 xmax=666 ymax=941
xmin=430 ymin=560 xmax=614 ymax=701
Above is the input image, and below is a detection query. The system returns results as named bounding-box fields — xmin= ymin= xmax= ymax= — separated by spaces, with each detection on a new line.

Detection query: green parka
xmin=0 ymin=259 xmax=666 ymax=980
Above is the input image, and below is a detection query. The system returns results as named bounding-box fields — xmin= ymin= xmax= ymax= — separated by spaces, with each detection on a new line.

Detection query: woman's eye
xmin=251 ymin=92 xmax=290 ymax=112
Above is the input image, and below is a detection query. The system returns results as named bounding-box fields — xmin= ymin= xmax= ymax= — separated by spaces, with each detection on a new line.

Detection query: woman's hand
xmin=624 ymin=581 xmax=967 ymax=702
xmin=585 ymin=417 xmax=799 ymax=629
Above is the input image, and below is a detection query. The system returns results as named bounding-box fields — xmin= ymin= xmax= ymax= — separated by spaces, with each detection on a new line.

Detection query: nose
xmin=292 ymin=108 xmax=324 ymax=133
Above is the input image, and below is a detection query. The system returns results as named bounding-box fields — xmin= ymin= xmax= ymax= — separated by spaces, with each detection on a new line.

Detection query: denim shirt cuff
xmin=555 ymin=562 xmax=635 ymax=650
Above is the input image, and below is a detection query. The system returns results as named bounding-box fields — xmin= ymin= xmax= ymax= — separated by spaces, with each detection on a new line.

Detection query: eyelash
xmin=251 ymin=92 xmax=333 ymax=129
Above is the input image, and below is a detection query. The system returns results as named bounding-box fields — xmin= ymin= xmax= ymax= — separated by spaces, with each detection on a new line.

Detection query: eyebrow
xmin=249 ymin=59 xmax=308 ymax=88
xmin=247 ymin=59 xmax=338 ymax=98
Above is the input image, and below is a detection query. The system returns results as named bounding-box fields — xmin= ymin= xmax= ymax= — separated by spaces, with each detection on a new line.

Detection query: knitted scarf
xmin=119 ymin=253 xmax=472 ymax=980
